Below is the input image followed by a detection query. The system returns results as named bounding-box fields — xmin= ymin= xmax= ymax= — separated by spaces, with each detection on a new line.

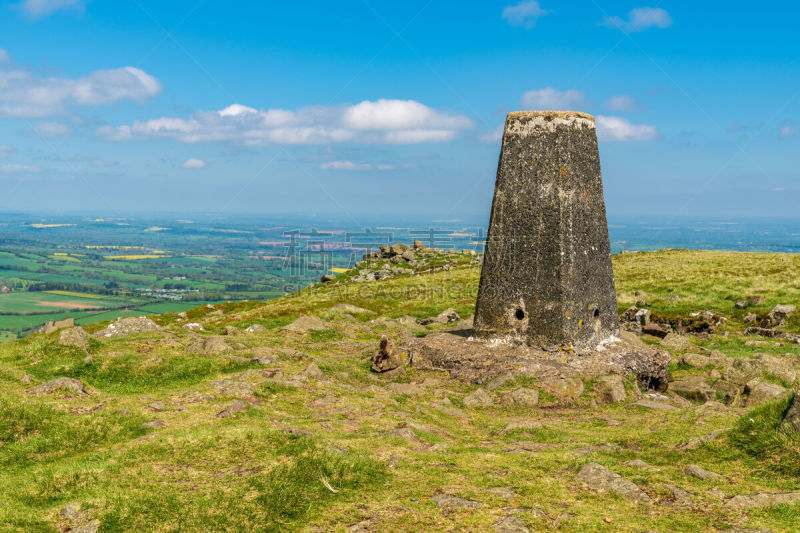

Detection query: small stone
xmin=745 ymin=381 xmax=791 ymax=407
xmin=634 ymin=309 xmax=651 ymax=326
xmin=142 ymin=419 xmax=165 ymax=428
xmin=210 ymin=379 xmax=253 ymax=397
xmin=760 ymin=304 xmax=796 ymax=328
xmin=245 ymin=324 xmax=266 ymax=332
xmin=387 ymin=383 xmax=423 ymax=396
xmin=92 ymin=316 xmax=161 ymax=338
xmin=685 ymin=464 xmax=722 ymax=481
xmin=21 ymin=374 xmax=31 ymax=385
xmin=625 ymin=459 xmax=655 ymax=470
xmin=665 ymin=483 xmax=692 ymax=503
xmin=431 ymin=494 xmax=482 ymax=509
xmin=58 ymin=327 xmax=89 ymax=350
xmin=642 ymin=323 xmax=667 ymax=338
xmin=217 ymin=400 xmax=250 ymax=418
xmin=298 ymin=362 xmax=325 ymax=380
xmin=633 ymin=399 xmax=679 ymax=411
xmin=668 ymin=376 xmax=715 ymax=403
xmin=320 ymin=274 xmax=336 ymax=282
xmin=413 ymin=240 xmax=426 ymax=250
xmin=735 ymin=300 xmax=749 ymax=309
xmin=743 ymin=313 xmax=757 ymax=324
xmin=505 ymin=387 xmax=540 ymax=407
xmin=486 ymin=487 xmax=517 ymax=499
xmin=419 ymin=308 xmax=460 ymax=326
xmin=463 ymin=388 xmax=494 ymax=407
xmin=493 ymin=516 xmax=529 ymax=533
xmin=500 ymin=420 xmax=543 ymax=434
xmin=597 ymin=375 xmax=626 ymax=403
xmin=281 ymin=315 xmax=327 ymax=333
xmin=726 ymin=492 xmax=800 ymax=509
xmin=660 ymin=333 xmax=691 ymax=351
xmin=539 ymin=377 xmax=584 ymax=399
xmin=574 ymin=462 xmax=650 ymax=502
xmin=667 ymin=295 xmax=681 ymax=303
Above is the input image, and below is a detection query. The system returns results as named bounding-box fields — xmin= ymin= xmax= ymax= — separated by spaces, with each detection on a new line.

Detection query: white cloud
xmin=502 ymin=1 xmax=549 ymax=29
xmin=0 ymin=61 xmax=161 ymax=117
xmin=0 ymin=49 xmax=10 ymax=64
xmin=521 ymin=87 xmax=589 ymax=109
xmin=321 ymin=160 xmax=396 ymax=171
xmin=605 ymin=95 xmax=641 ymax=111
xmin=601 ymin=7 xmax=672 ymax=33
xmin=596 ymin=115 xmax=659 ymax=141
xmin=480 ymin=124 xmax=504 ymax=143
xmin=182 ymin=158 xmax=206 ymax=169
xmin=19 ymin=0 xmax=84 ymax=18
xmin=0 ymin=146 xmax=13 ymax=159
xmin=97 ymin=99 xmax=474 ymax=145
xmin=32 ymin=121 xmax=72 ymax=138
xmin=1 ymin=164 xmax=41 ymax=173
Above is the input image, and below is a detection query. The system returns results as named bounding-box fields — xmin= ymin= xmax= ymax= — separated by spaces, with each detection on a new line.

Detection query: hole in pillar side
xmin=593 ymin=309 xmax=600 ymax=318
xmin=515 ymin=309 xmax=525 ymax=320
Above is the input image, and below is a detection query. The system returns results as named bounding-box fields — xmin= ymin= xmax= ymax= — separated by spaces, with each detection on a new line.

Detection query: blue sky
xmin=0 ymin=0 xmax=798 ymax=220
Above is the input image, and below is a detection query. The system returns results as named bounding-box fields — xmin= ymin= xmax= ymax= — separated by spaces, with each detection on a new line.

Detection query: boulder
xmin=574 ymin=463 xmax=650 ymax=502
xmin=93 ymin=316 xmax=161 ymax=338
xmin=401 ymin=250 xmax=416 ymax=261
xmin=463 ymin=388 xmax=494 ymax=407
xmin=40 ymin=318 xmax=74 ymax=335
xmin=431 ymin=494 xmax=482 ymax=509
xmin=245 ymin=324 xmax=266 ymax=332
xmin=726 ymin=492 xmax=800 ymax=509
xmin=389 ymin=243 xmax=411 ymax=256
xmin=623 ymin=306 xmax=639 ymax=321
xmin=660 ymin=333 xmax=691 ymax=351
xmin=748 ymin=295 xmax=766 ymax=305
xmin=634 ymin=309 xmax=651 ymax=326
xmin=58 ymin=327 xmax=88 ymax=350
xmin=371 ymin=336 xmax=406 ymax=373
xmin=298 ymin=362 xmax=325 ymax=380
xmin=760 ymin=304 xmax=796 ymax=328
xmin=320 ymin=274 xmax=336 ymax=283
xmin=190 ymin=336 xmax=230 ymax=356
xmin=668 ymin=376 xmax=715 ymax=403
xmin=743 ymin=313 xmax=758 ymax=324
xmin=330 ymin=304 xmax=374 ymax=314
xmin=735 ymin=300 xmax=749 ymax=309
xmin=505 ymin=387 xmax=540 ymax=407
xmin=413 ymin=239 xmax=426 ymax=250
xmin=642 ymin=323 xmax=668 ymax=339
xmin=597 ymin=375 xmax=626 ymax=403
xmin=28 ymin=377 xmax=86 ymax=396
xmin=745 ymin=381 xmax=792 ymax=408
xmin=713 ymin=380 xmax=742 ymax=404
xmin=211 ymin=379 xmax=254 ymax=397
xmin=539 ymin=377 xmax=584 ymax=399
xmin=681 ymin=353 xmax=712 ymax=368
xmin=386 ymin=383 xmax=423 ymax=396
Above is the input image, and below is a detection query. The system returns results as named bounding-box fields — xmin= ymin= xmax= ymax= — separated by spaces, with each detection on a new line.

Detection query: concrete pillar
xmin=474 ymin=111 xmax=619 ymax=349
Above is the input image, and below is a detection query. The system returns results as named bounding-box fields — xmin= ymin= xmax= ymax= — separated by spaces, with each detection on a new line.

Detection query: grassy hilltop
xmin=0 ymin=250 xmax=799 ymax=532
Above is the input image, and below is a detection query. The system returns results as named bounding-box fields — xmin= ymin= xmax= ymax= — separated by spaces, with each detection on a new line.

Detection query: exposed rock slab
xmin=93 ymin=316 xmax=161 ymax=338
xmin=405 ymin=330 xmax=669 ymax=388
xmin=574 ymin=462 xmax=650 ymax=502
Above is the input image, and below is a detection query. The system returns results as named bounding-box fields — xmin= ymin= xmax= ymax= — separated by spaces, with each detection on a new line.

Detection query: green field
xmin=0 ymin=249 xmax=798 ymax=531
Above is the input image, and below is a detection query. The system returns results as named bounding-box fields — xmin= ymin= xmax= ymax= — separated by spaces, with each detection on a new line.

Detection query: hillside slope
xmin=1 ymin=249 xmax=799 ymax=532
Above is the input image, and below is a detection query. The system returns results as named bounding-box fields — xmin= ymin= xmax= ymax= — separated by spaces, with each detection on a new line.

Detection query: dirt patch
xmin=35 ymin=300 xmax=102 ymax=310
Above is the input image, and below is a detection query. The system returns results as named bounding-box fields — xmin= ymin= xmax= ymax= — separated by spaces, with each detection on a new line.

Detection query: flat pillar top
xmin=507 ymin=110 xmax=595 ymax=121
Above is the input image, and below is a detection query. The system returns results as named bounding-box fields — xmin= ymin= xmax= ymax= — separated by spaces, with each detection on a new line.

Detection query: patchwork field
xmin=0 ymin=249 xmax=798 ymax=532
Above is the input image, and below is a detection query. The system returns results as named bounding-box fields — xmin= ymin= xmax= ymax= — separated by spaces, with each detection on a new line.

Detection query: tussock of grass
xmin=728 ymin=394 xmax=800 ymax=477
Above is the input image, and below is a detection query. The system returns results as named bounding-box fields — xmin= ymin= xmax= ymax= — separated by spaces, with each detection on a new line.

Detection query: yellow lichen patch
xmin=329 ymin=268 xmax=349 ymax=274
xmin=104 ymin=254 xmax=170 ymax=260
xmin=559 ymin=166 xmax=567 ymax=177
xmin=28 ymin=224 xmax=75 ymax=229
xmin=144 ymin=226 xmax=170 ymax=232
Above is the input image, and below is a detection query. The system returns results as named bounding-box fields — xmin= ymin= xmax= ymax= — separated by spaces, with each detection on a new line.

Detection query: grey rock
xmin=431 ymin=494 xmax=482 ymax=509
xmin=642 ymin=323 xmax=667 ymax=338
xmin=281 ymin=315 xmax=327 ymax=333
xmin=210 ymin=379 xmax=254 ymax=397
xmin=58 ymin=326 xmax=89 ymax=350
xmin=463 ymin=388 xmax=494 ymax=407
xmin=685 ymin=464 xmax=722 ymax=481
xmin=506 ymin=387 xmax=540 ymax=407
xmin=298 ymin=362 xmax=325 ymax=380
xmin=745 ymin=381 xmax=792 ymax=407
xmin=597 ymin=375 xmax=626 ymax=403
xmin=748 ymin=295 xmax=766 ymax=305
xmin=142 ymin=419 xmax=165 ymax=428
xmin=634 ymin=308 xmax=651 ymax=326
xmin=633 ymin=399 xmax=679 ymax=411
xmin=760 ymin=304 xmax=796 ymax=328
xmin=743 ymin=312 xmax=758 ymax=324
xmin=726 ymin=492 xmax=800 ymax=509
xmin=625 ymin=459 xmax=655 ymax=470
xmin=500 ymin=420 xmax=543 ymax=434
xmin=539 ymin=377 xmax=584 ymax=399
xmin=92 ymin=316 xmax=160 ymax=338
xmin=386 ymin=382 xmax=423 ymax=396
xmin=660 ymin=333 xmax=691 ymax=351
xmin=493 ymin=516 xmax=529 ymax=533
xmin=735 ymin=300 xmax=749 ymax=309
xmin=419 ymin=308 xmax=460 ymax=326
xmin=665 ymin=483 xmax=692 ymax=503
xmin=245 ymin=324 xmax=266 ymax=332
xmin=781 ymin=392 xmax=800 ymax=435
xmin=668 ymin=376 xmax=715 ymax=403
xmin=28 ymin=377 xmax=86 ymax=396
xmin=574 ymin=462 xmax=650 ymax=502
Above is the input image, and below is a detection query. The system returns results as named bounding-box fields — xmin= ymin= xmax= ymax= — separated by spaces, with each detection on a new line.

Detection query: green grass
xmin=0 ymin=250 xmax=798 ymax=531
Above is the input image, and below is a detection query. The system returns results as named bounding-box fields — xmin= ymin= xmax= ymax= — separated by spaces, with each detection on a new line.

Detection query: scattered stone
xmin=597 ymin=375 xmax=626 ymax=403
xmin=677 ymin=428 xmax=731 ymax=450
xmin=667 ymin=295 xmax=681 ymax=303
xmin=735 ymin=300 xmax=749 ymax=309
xmin=142 ymin=419 xmax=165 ymax=429
xmin=413 ymin=239 xmax=426 ymax=250
xmin=244 ymin=324 xmax=266 ymax=332
xmin=486 ymin=487 xmax=517 ymax=499
xmin=298 ymin=362 xmax=325 ymax=380
xmin=634 ymin=309 xmax=651 ymax=326
xmin=760 ymin=304 xmax=796 ymax=328
xmin=748 ymin=295 xmax=766 ymax=305
xmin=574 ymin=462 xmax=650 ymax=502
xmin=190 ymin=336 xmax=231 ymax=356
xmin=682 ymin=353 xmax=712 ymax=368
xmin=633 ymin=399 xmax=679 ymax=411
xmin=28 ymin=377 xmax=86 ymax=396
xmin=665 ymin=483 xmax=692 ymax=503
xmin=463 ymin=388 xmax=494 ymax=407
xmin=661 ymin=333 xmax=691 ymax=351
xmin=388 ymin=427 xmax=417 ymax=441
xmin=668 ymin=376 xmax=715 ymax=403
xmin=781 ymin=392 xmax=800 ymax=435
xmin=505 ymin=387 xmax=540 ymax=407
xmin=210 ymin=379 xmax=254 ymax=397
xmin=539 ymin=377 xmax=584 ymax=399
xmin=93 ymin=316 xmax=161 ymax=338
xmin=486 ymin=372 xmax=516 ymax=390
xmin=636 ymin=299 xmax=648 ymax=308
xmin=58 ymin=326 xmax=89 ymax=350
xmin=419 ymin=308 xmax=460 ymax=326
xmin=685 ymin=464 xmax=722 ymax=481
xmin=185 ymin=323 xmax=204 ymax=331
xmin=745 ymin=381 xmax=792 ymax=407
xmin=493 ymin=516 xmax=529 ymax=533
xmin=207 ymin=309 xmax=224 ymax=317
xmin=21 ymin=374 xmax=31 ymax=385
xmin=281 ymin=315 xmax=327 ymax=333
xmin=217 ymin=400 xmax=251 ymax=418
xmin=431 ymin=494 xmax=482 ymax=509
xmin=331 ymin=303 xmax=374 ymax=314
xmin=726 ymin=492 xmax=800 ymax=509
xmin=386 ymin=383 xmax=423 ymax=396
xmin=320 ymin=274 xmax=336 ymax=282
xmin=372 ymin=335 xmax=406 ymax=373
xmin=625 ymin=459 xmax=655 ymax=470
xmin=500 ymin=420 xmax=543 ymax=434
xmin=60 ymin=501 xmax=100 ymax=533
xmin=743 ymin=313 xmax=757 ymax=324
xmin=642 ymin=323 xmax=667 ymax=338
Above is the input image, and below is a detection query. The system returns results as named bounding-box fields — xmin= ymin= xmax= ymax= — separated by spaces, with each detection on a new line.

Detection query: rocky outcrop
xmin=574 ymin=462 xmax=650 ymax=502
xmin=58 ymin=327 xmax=88 ymax=350
xmin=760 ymin=304 xmax=795 ymax=328
xmin=93 ymin=316 xmax=161 ymax=338
xmin=28 ymin=377 xmax=87 ymax=396
xmin=371 ymin=336 xmax=405 ymax=373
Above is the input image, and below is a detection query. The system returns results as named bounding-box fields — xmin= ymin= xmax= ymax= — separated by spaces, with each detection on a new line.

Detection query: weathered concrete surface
xmin=474 ymin=111 xmax=619 ymax=349
xmin=403 ymin=328 xmax=669 ymax=390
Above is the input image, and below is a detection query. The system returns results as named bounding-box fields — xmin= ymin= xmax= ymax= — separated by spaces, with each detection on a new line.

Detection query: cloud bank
xmin=596 ymin=115 xmax=659 ymax=141
xmin=521 ymin=87 xmax=589 ymax=110
xmin=97 ymin=99 xmax=474 ymax=145
xmin=601 ymin=7 xmax=673 ymax=33
xmin=502 ymin=1 xmax=549 ymax=29
xmin=19 ymin=0 xmax=84 ymax=18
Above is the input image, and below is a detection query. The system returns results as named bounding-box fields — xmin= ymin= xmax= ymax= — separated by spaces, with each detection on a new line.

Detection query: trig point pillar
xmin=474 ymin=111 xmax=620 ymax=349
